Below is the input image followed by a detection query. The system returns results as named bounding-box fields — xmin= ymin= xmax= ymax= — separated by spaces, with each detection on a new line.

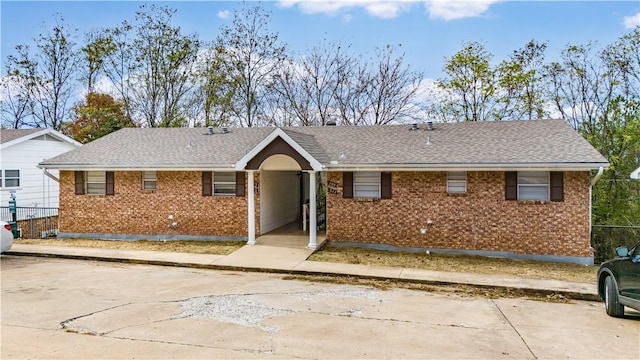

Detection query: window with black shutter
xmin=105 ymin=172 xmax=114 ymax=196
xmin=75 ymin=171 xmax=85 ymax=195
xmin=381 ymin=172 xmax=392 ymax=199
xmin=343 ymin=172 xmax=353 ymax=198
xmin=202 ymin=172 xmax=212 ymax=196
xmin=550 ymin=172 xmax=564 ymax=202
xmin=235 ymin=172 xmax=246 ymax=197
xmin=505 ymin=172 xmax=517 ymax=200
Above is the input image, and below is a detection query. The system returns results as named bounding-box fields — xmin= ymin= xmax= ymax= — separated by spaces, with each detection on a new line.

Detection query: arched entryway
xmin=259 ymin=155 xmax=303 ymax=234
xmin=236 ymin=129 xmax=325 ymax=249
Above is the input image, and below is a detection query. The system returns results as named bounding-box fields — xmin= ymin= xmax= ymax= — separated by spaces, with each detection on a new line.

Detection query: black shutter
xmin=202 ymin=172 xmax=212 ymax=196
xmin=505 ymin=172 xmax=517 ymax=200
xmin=343 ymin=172 xmax=353 ymax=198
xmin=105 ymin=172 xmax=115 ymax=195
xmin=550 ymin=172 xmax=564 ymax=202
xmin=74 ymin=171 xmax=85 ymax=195
xmin=381 ymin=172 xmax=392 ymax=199
xmin=235 ymin=172 xmax=245 ymax=197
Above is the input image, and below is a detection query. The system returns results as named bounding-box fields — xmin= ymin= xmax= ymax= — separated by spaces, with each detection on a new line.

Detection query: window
xmin=78 ymin=171 xmax=114 ymax=195
xmin=517 ymin=171 xmax=549 ymax=201
xmin=343 ymin=172 xmax=391 ymax=199
xmin=213 ymin=172 xmax=236 ymax=196
xmin=202 ymin=172 xmax=244 ymax=197
xmin=86 ymin=171 xmax=106 ymax=195
xmin=447 ymin=171 xmax=466 ymax=194
xmin=142 ymin=171 xmax=157 ymax=190
xmin=354 ymin=172 xmax=381 ymax=198
xmin=3 ymin=170 xmax=20 ymax=188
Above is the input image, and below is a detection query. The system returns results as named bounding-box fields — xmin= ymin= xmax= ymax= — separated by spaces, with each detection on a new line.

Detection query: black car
xmin=597 ymin=241 xmax=640 ymax=317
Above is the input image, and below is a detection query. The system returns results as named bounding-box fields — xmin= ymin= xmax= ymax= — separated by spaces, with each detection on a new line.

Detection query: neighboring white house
xmin=632 ymin=166 xmax=640 ymax=180
xmin=1 ymin=128 xmax=81 ymax=209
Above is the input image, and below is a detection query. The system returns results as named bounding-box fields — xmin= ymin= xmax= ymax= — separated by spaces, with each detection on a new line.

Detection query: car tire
xmin=604 ymin=276 xmax=624 ymax=317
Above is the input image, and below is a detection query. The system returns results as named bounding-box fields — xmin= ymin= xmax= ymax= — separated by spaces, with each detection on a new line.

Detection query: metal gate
xmin=0 ymin=206 xmax=59 ymax=238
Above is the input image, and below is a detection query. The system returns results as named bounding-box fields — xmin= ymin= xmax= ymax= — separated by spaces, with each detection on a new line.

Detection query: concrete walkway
xmin=5 ymin=243 xmax=599 ymax=301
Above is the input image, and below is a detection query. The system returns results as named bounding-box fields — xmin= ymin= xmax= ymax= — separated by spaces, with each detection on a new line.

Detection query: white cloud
xmin=342 ymin=14 xmax=353 ymax=23
xmin=278 ymin=1 xmax=416 ymax=19
xmin=623 ymin=12 xmax=640 ymax=29
xmin=278 ymin=1 xmax=501 ymax=20
xmin=217 ymin=10 xmax=231 ymax=20
xmin=425 ymin=0 xmax=502 ymax=21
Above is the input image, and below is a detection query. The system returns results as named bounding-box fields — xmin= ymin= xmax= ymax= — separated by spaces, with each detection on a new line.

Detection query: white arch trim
xmin=234 ymin=128 xmax=323 ymax=172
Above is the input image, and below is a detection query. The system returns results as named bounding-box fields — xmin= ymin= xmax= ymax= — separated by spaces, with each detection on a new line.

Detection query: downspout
xmin=42 ymin=168 xmax=59 ymax=183
xmin=590 ymin=166 xmax=604 ymax=187
xmin=589 ymin=166 xmax=604 ymax=253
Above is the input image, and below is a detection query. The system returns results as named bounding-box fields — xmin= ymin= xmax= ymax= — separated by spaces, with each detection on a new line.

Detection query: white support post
xmin=308 ymin=171 xmax=317 ymax=249
xmin=247 ymin=170 xmax=256 ymax=245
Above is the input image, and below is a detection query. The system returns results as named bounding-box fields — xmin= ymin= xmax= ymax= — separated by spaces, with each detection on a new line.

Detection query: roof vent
xmin=221 ymin=127 xmax=229 ymax=134
xmin=326 ymin=120 xmax=337 ymax=126
xmin=207 ymin=126 xmax=215 ymax=135
xmin=410 ymin=123 xmax=419 ymax=131
xmin=426 ymin=121 xmax=434 ymax=131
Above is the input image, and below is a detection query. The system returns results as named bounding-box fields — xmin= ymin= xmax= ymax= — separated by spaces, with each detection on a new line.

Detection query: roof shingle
xmin=39 ymin=120 xmax=608 ymax=170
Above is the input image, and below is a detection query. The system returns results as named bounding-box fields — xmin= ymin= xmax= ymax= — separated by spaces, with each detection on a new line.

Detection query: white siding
xmin=0 ymin=138 xmax=78 ymax=208
xmin=260 ymin=171 xmax=300 ymax=234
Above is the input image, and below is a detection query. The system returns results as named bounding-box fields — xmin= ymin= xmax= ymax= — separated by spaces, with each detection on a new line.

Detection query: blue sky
xmin=1 ymin=0 xmax=639 ymax=81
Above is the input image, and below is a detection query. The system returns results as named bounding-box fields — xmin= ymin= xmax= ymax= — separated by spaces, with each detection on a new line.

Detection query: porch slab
xmin=212 ymin=244 xmax=315 ymax=271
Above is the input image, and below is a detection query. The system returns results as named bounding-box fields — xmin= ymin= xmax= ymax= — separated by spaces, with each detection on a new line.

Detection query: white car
xmin=1 ymin=221 xmax=14 ymax=253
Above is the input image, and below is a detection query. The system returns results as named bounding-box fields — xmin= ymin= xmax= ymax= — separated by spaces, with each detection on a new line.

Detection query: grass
xmin=14 ymin=238 xmax=245 ymax=255
xmin=14 ymin=238 xmax=597 ymax=284
xmin=308 ymin=246 xmax=597 ymax=284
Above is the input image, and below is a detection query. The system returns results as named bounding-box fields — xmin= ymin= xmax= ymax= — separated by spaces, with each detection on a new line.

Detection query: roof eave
xmin=1 ymin=128 xmax=82 ymax=149
xmin=37 ymin=163 xmax=238 ymax=171
xmin=325 ymin=162 xmax=610 ymax=172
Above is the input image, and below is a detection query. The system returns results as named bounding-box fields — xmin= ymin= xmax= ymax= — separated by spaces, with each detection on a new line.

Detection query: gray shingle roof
xmin=39 ymin=120 xmax=609 ymax=171
xmin=1 ymin=128 xmax=43 ymax=144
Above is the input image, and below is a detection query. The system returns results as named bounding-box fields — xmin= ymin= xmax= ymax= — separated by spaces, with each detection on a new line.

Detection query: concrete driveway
xmin=1 ymin=255 xmax=638 ymax=359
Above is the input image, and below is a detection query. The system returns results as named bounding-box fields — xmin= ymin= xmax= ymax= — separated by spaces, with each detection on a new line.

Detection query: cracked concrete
xmin=2 ymin=256 xmax=639 ymax=359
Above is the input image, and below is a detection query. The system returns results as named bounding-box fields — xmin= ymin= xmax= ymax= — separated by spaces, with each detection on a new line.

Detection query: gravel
xmin=174 ymin=287 xmax=382 ymax=333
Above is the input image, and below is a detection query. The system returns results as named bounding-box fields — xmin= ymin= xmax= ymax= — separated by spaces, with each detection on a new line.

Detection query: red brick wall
xmin=325 ymin=171 xmax=592 ymax=258
xmin=59 ymin=171 xmax=260 ymax=238
xmin=59 ymin=169 xmax=593 ymax=258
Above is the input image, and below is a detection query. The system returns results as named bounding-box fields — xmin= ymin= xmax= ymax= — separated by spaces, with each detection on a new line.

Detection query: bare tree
xmin=3 ymin=16 xmax=79 ymax=130
xmin=1 ymin=49 xmax=36 ymax=128
xmin=543 ymin=41 xmax=612 ymax=131
xmin=363 ymin=45 xmax=423 ymax=125
xmin=190 ymin=44 xmax=237 ymax=127
xmin=216 ymin=3 xmax=287 ymax=127
xmin=131 ymin=5 xmax=200 ymax=127
xmin=81 ymin=31 xmax=116 ymax=94
xmin=93 ymin=5 xmax=199 ymax=127
xmin=271 ymin=41 xmax=356 ymax=126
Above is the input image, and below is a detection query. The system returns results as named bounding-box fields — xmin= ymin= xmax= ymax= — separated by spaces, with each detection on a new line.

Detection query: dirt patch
xmin=15 ymin=238 xmax=596 ymax=284
xmin=15 ymin=238 xmax=244 ymax=255
xmin=308 ymin=247 xmax=596 ymax=284
xmin=283 ymin=274 xmax=577 ymax=303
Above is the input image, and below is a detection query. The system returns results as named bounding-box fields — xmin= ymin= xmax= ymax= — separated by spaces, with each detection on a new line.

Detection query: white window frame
xmin=517 ymin=171 xmax=549 ymax=201
xmin=354 ymin=171 xmax=381 ymax=199
xmin=142 ymin=171 xmax=157 ymax=190
xmin=3 ymin=169 xmax=20 ymax=188
xmin=447 ymin=171 xmax=466 ymax=194
xmin=213 ymin=172 xmax=236 ymax=196
xmin=86 ymin=171 xmax=106 ymax=195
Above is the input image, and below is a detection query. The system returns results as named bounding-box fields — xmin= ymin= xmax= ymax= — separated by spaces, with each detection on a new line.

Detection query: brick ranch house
xmin=39 ymin=119 xmax=608 ymax=265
